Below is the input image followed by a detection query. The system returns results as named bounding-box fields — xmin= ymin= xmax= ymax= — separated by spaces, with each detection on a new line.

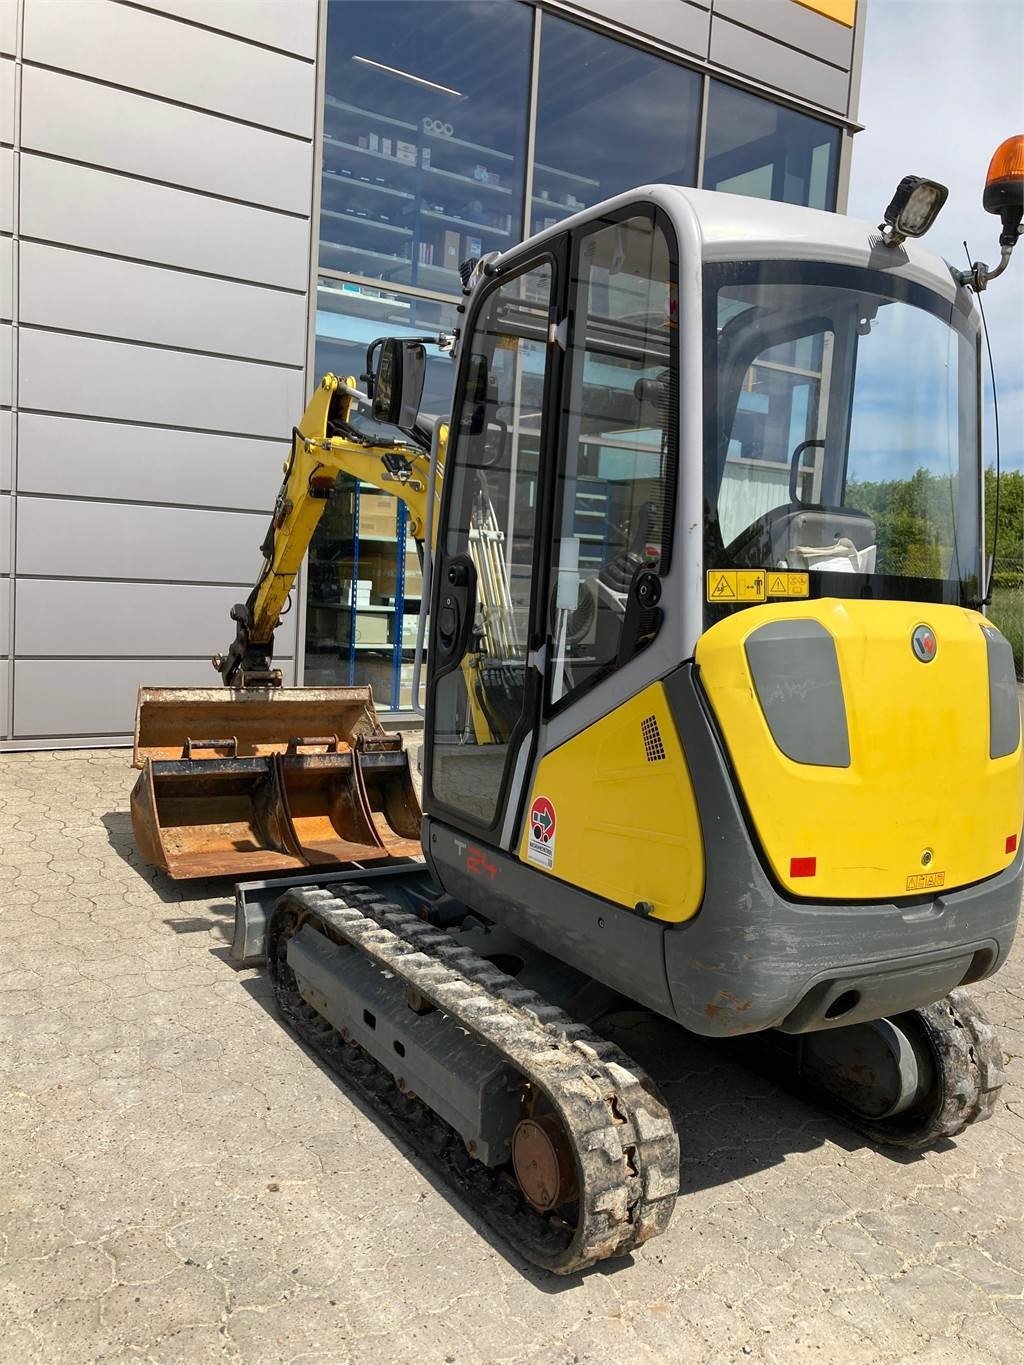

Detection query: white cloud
xmin=847 ymin=0 xmax=1024 ymax=470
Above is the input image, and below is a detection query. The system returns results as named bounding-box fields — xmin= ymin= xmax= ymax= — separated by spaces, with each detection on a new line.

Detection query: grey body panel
xmin=662 ymin=664 xmax=1022 ymax=1037
xmin=745 ymin=619 xmax=850 ymax=767
xmin=288 ymin=923 xmax=519 ymax=1166
xmin=983 ymin=626 xmax=1021 ymax=760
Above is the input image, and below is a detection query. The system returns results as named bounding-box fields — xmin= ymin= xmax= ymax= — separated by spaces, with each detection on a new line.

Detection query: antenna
xmin=965 ymin=241 xmax=1001 ymax=607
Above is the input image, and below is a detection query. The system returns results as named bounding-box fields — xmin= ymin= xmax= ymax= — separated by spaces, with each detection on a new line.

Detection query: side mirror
xmin=366 ymin=337 xmax=427 ymax=428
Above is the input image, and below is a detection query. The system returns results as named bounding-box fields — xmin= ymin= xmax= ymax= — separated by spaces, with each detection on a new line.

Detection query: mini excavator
xmin=130 ymin=140 xmax=1024 ymax=1273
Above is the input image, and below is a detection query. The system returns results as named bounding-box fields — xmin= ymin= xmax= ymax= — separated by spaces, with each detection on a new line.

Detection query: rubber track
xmin=267 ymin=884 xmax=679 ymax=1274
xmin=848 ymin=987 xmax=1006 ymax=1150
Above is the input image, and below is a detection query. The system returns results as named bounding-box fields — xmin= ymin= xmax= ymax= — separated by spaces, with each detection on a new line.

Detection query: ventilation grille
xmin=641 ymin=714 xmax=666 ymax=762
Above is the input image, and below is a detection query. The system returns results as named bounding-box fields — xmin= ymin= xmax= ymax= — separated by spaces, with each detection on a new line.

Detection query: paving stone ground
xmin=1 ymin=746 xmax=1023 ymax=1365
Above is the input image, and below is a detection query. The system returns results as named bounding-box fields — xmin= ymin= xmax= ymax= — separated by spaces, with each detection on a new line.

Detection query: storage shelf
xmin=324 ymin=95 xmax=417 ymax=133
xmin=533 ymin=161 xmax=600 ymax=188
xmin=421 ymin=209 xmax=508 ymax=237
xmin=323 ymin=169 xmax=415 ymax=201
xmin=325 ymin=137 xmax=512 ymax=197
xmin=422 ymin=126 xmax=513 ymax=162
xmin=322 ymin=208 xmax=412 ymax=236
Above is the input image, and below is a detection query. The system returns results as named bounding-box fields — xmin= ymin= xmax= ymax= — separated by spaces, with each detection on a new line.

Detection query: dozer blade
xmin=130 ymin=686 xmax=423 ymax=880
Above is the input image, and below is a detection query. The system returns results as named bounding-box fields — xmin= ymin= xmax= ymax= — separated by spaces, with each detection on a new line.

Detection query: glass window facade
xmin=321 ymin=0 xmax=531 ymax=293
xmin=307 ymin=1 xmax=849 ymax=707
xmin=532 ymin=16 xmax=700 ymax=236
xmin=704 ymin=81 xmax=840 ymax=210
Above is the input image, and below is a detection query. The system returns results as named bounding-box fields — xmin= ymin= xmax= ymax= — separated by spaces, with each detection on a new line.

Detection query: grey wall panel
xmin=16 ymin=578 xmax=260 ymax=656
xmin=149 ymin=0 xmax=317 ymax=60
xmin=713 ymin=0 xmax=853 ymax=70
xmin=20 ymin=66 xmax=313 ymax=213
xmin=710 ymin=17 xmax=849 ymax=112
xmin=0 ymin=55 xmax=13 ymax=144
xmin=573 ymin=0 xmax=710 ymax=58
xmin=23 ymin=0 xmax=315 ymax=138
xmin=0 ymin=322 xmax=11 ymax=406
xmin=15 ymin=496 xmax=268 ymax=583
xmin=14 ymin=654 xmax=295 ymax=738
xmin=19 ymin=242 xmax=307 ymax=364
xmin=0 ymin=409 xmax=12 ymax=488
xmin=20 ymin=155 xmax=310 ymax=290
xmin=0 ymin=491 xmax=10 ymax=572
xmin=0 ymin=1 xmax=16 ymax=57
xmin=0 ymin=232 xmax=11 ymax=320
xmin=18 ymin=413 xmax=286 ymax=512
xmin=0 ymin=146 xmax=12 ymax=232
xmin=0 ymin=573 xmax=10 ymax=650
xmin=19 ymin=330 xmax=304 ymax=437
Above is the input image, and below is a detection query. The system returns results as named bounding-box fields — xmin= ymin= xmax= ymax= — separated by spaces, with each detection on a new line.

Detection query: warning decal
xmin=527 ymin=795 xmax=557 ymax=870
xmin=706 ymin=570 xmax=766 ymax=603
xmin=767 ymin=571 xmax=810 ymax=599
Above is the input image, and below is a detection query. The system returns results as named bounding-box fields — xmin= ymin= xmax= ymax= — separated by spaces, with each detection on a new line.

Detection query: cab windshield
xmin=704 ymin=261 xmax=981 ymax=614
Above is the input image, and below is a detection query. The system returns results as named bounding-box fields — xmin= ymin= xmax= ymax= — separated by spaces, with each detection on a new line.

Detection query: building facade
xmin=0 ymin=0 xmax=864 ymax=747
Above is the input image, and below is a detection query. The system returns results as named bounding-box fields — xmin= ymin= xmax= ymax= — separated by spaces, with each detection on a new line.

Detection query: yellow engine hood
xmin=696 ymin=599 xmax=1023 ymax=901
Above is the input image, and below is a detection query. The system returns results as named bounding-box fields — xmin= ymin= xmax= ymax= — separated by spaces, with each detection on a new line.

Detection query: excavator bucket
xmin=130 ymin=686 xmax=423 ymax=880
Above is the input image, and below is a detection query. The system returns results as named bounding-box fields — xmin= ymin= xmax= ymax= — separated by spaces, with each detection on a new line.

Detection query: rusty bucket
xmin=130 ymin=687 xmax=423 ymax=880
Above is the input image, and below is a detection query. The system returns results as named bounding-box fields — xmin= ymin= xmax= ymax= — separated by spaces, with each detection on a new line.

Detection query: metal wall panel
xmin=0 ymin=1 xmax=17 ymax=57
xmin=0 ymin=231 xmax=11 ymax=319
xmin=19 ymin=155 xmax=310 ymax=290
xmin=0 ymin=491 xmax=10 ymax=572
xmin=0 ymin=572 xmax=12 ymax=649
xmin=573 ymin=0 xmax=710 ymax=58
xmin=0 ymin=146 xmax=12 ymax=231
xmin=17 ymin=412 xmax=287 ymax=512
xmin=14 ymin=655 xmax=295 ymax=738
xmin=709 ymin=16 xmax=849 ymax=112
xmin=22 ymin=0 xmax=315 ymax=138
xmin=19 ymin=242 xmax=307 ymax=364
xmin=20 ymin=66 xmax=313 ymax=213
xmin=0 ymin=54 xmax=13 ymax=143
xmin=15 ymin=496 xmax=268 ymax=582
xmin=16 ymin=578 xmax=261 ymax=656
xmin=0 ymin=409 xmax=12 ymax=489
xmin=713 ymin=0 xmax=853 ymax=70
xmin=157 ymin=0 xmax=318 ymax=59
xmin=0 ymin=322 xmax=11 ymax=406
xmin=18 ymin=330 xmax=304 ymax=437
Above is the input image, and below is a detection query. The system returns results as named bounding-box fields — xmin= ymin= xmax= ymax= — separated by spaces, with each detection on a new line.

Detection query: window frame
xmin=544 ymin=200 xmax=681 ymax=719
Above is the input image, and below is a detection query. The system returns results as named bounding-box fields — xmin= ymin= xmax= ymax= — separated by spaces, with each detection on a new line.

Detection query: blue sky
xmin=846 ymin=0 xmax=1024 ymax=472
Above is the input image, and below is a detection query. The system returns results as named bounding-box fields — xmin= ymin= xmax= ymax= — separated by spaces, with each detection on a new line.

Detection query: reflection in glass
xmin=430 ymin=263 xmax=553 ymax=825
xmin=533 ymin=15 xmax=700 ymax=237
xmin=549 ymin=214 xmax=677 ymax=706
xmin=704 ymin=82 xmax=839 ymax=210
xmin=321 ymin=0 xmax=531 ymax=290
xmin=304 ymin=281 xmax=458 ymax=704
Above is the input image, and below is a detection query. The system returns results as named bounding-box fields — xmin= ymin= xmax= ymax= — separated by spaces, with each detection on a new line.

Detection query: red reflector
xmin=1008 ymin=834 xmax=1019 ymax=855
xmin=790 ymin=856 xmax=817 ymax=878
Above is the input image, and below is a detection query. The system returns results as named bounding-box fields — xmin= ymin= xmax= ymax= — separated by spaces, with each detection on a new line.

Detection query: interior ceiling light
xmin=352 ymin=55 xmax=462 ymax=98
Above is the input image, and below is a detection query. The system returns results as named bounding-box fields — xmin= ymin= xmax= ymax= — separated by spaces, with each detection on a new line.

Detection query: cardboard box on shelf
xmin=354 ymin=612 xmax=390 ymax=646
xmin=396 ymin=140 xmax=416 ymax=164
xmin=442 ymin=230 xmax=460 ymax=271
xmin=358 ymin=496 xmax=398 ymax=540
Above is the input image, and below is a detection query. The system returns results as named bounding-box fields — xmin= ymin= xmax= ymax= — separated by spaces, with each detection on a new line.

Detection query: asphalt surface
xmin=1 ymin=745 xmax=1023 ymax=1364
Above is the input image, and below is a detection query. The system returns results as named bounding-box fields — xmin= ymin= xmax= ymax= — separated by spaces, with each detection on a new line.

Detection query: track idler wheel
xmin=512 ymin=1111 xmax=580 ymax=1213
xmin=798 ymin=988 xmax=1006 ymax=1149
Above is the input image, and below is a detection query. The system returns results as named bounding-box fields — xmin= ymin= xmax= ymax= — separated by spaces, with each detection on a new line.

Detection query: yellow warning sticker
xmin=767 ymin=571 xmax=810 ymax=599
xmin=706 ymin=570 xmax=766 ymax=603
xmin=906 ymin=871 xmax=945 ymax=892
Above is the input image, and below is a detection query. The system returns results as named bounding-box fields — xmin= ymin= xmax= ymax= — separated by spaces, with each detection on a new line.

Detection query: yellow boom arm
xmin=214 ymin=373 xmax=445 ymax=688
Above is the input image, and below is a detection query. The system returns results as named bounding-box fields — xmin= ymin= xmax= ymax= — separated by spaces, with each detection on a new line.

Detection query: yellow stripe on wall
xmin=791 ymin=0 xmax=856 ymax=26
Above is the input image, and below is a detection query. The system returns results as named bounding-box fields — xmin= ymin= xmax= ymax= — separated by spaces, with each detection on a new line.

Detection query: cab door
xmin=423 ymin=252 xmax=562 ymax=840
